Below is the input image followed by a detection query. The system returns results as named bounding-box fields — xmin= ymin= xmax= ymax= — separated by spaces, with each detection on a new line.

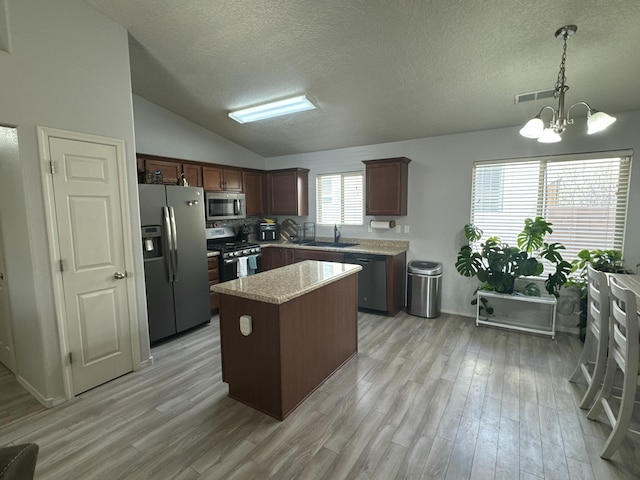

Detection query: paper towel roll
xmin=370 ymin=220 xmax=396 ymax=230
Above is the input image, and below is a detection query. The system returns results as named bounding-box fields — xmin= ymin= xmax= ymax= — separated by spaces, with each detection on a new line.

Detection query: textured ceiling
xmin=85 ymin=0 xmax=640 ymax=157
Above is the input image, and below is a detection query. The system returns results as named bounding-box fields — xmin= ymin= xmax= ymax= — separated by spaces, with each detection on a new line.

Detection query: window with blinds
xmin=471 ymin=152 xmax=632 ymax=262
xmin=316 ymin=172 xmax=364 ymax=225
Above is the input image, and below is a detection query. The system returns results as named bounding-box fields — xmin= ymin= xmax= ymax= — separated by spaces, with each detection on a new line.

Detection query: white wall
xmin=133 ymin=95 xmax=265 ymax=168
xmin=266 ymin=110 xmax=640 ymax=322
xmin=0 ymin=0 xmax=144 ymax=403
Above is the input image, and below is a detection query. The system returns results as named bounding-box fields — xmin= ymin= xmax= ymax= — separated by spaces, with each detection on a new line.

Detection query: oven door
xmin=219 ymin=254 xmax=262 ymax=282
xmin=220 ymin=257 xmax=239 ymax=282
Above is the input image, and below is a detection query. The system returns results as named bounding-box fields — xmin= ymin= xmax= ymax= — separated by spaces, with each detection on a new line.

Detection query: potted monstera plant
xmin=456 ymin=217 xmax=572 ymax=313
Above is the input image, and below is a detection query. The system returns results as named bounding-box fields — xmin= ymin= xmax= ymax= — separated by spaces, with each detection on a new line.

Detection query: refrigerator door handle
xmin=163 ymin=206 xmax=175 ymax=282
xmin=169 ymin=206 xmax=179 ymax=280
xmin=234 ymin=199 xmax=240 ymax=216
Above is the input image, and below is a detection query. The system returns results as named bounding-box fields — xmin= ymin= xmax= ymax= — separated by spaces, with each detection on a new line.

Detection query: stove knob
xmin=228 ymin=251 xmax=236 ymax=257
xmin=243 ymin=249 xmax=250 ymax=255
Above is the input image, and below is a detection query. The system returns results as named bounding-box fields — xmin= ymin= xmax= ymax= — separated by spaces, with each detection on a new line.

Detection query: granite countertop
xmin=258 ymin=238 xmax=409 ymax=256
xmin=210 ymin=260 xmax=362 ymax=305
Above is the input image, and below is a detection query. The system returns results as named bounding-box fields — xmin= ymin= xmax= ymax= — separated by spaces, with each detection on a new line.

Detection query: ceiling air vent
xmin=514 ymin=89 xmax=555 ymax=104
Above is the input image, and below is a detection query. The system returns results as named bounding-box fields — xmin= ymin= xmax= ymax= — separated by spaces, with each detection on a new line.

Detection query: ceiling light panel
xmin=229 ymin=95 xmax=316 ymax=124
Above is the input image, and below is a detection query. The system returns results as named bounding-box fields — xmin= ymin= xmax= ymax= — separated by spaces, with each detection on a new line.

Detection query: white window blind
xmin=471 ymin=153 xmax=631 ymax=262
xmin=316 ymin=172 xmax=364 ymax=225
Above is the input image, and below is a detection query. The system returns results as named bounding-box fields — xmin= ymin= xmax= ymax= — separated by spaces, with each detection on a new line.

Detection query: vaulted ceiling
xmin=85 ymin=0 xmax=640 ymax=157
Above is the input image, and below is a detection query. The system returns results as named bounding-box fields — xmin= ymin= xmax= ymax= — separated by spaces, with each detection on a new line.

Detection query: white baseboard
xmin=15 ymin=375 xmax=66 ymax=408
xmin=139 ymin=356 xmax=154 ymax=369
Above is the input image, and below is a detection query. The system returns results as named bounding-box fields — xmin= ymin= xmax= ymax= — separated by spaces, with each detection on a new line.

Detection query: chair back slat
xmin=608 ymin=276 xmax=639 ymax=376
xmin=587 ymin=265 xmax=609 ymax=336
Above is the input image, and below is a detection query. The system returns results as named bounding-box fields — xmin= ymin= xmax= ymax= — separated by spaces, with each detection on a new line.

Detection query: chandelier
xmin=519 ymin=25 xmax=616 ymax=143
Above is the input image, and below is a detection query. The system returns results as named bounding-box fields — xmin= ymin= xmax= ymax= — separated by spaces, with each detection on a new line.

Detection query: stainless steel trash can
xmin=407 ymin=260 xmax=442 ymax=318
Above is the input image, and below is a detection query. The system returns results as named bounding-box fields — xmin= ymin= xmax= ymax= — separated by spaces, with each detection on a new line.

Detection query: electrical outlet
xmin=396 ymin=225 xmax=401 ymax=233
xmin=404 ymin=225 xmax=410 ymax=233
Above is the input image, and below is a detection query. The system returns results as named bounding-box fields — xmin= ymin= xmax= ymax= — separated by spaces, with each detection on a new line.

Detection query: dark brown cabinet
xmin=208 ymin=256 xmax=220 ymax=314
xmin=363 ymin=157 xmax=410 ymax=216
xmin=293 ymin=249 xmax=344 ymax=263
xmin=182 ymin=164 xmax=203 ymax=187
xmin=386 ymin=252 xmax=407 ymax=316
xmin=243 ymin=170 xmax=266 ymax=217
xmin=267 ymin=168 xmax=309 ymax=216
xmin=144 ymin=158 xmax=182 ymax=185
xmin=262 ymin=247 xmax=295 ymax=271
xmin=203 ymin=166 xmax=243 ymax=192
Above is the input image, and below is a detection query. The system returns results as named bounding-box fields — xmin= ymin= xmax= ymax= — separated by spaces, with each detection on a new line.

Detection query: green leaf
xmin=517 ymin=217 xmax=553 ymax=253
xmin=463 ymin=224 xmax=483 ymax=243
xmin=455 ymin=246 xmax=482 ymax=277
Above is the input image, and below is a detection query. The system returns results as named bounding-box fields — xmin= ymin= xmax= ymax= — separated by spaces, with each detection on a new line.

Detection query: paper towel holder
xmin=369 ymin=219 xmax=396 ymax=230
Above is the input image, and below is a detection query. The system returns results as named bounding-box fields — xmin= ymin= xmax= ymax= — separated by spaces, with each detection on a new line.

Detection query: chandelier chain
xmin=554 ymin=32 xmax=569 ymax=96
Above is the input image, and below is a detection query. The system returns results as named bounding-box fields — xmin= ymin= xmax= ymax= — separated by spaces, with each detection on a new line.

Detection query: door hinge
xmin=59 ymin=259 xmax=65 ymax=272
xmin=50 ymin=161 xmax=57 ymax=174
xmin=69 ymin=352 xmax=73 ymax=364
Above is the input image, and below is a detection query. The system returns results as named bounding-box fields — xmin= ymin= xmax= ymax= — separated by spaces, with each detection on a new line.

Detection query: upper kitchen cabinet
xmin=363 ymin=157 xmax=411 ymax=216
xmin=142 ymin=156 xmax=182 ymax=185
xmin=182 ymin=163 xmax=203 ymax=188
xmin=267 ymin=168 xmax=309 ymax=216
xmin=203 ymin=166 xmax=243 ymax=192
xmin=243 ymin=170 xmax=266 ymax=217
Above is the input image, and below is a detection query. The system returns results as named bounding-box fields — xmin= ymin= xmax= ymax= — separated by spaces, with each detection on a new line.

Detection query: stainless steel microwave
xmin=205 ymin=192 xmax=246 ymax=221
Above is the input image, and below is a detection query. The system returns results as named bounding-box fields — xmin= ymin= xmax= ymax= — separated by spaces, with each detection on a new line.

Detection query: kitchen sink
xmin=302 ymin=241 xmax=359 ymax=248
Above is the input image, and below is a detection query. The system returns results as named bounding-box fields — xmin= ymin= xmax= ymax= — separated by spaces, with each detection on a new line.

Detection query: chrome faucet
xmin=334 ymin=224 xmax=340 ymax=243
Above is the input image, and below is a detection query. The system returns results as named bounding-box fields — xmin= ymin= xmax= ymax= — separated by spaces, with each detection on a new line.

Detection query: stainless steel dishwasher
xmin=344 ymin=253 xmax=387 ymax=312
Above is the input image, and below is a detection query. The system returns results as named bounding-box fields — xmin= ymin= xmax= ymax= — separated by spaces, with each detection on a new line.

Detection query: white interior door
xmin=48 ymin=135 xmax=134 ymax=395
xmin=0 ymin=217 xmax=16 ymax=373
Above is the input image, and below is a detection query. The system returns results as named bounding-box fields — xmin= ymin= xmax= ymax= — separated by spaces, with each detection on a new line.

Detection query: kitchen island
xmin=211 ymin=260 xmax=362 ymax=420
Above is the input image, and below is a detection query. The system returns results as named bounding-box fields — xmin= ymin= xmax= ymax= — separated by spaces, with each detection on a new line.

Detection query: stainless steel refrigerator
xmin=139 ymin=184 xmax=210 ymax=343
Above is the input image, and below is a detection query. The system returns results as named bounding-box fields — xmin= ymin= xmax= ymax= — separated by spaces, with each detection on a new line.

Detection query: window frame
xmin=315 ymin=171 xmax=364 ymax=226
xmin=469 ymin=150 xmax=632 ymax=264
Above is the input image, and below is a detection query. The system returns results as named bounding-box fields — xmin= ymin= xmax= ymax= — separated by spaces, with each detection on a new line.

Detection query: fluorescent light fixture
xmin=229 ymin=95 xmax=316 ymax=124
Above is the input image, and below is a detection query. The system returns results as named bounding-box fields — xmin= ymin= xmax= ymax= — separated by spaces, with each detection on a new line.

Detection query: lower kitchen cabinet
xmin=262 ymin=247 xmax=295 ymax=271
xmin=262 ymin=246 xmax=406 ymax=316
xmin=386 ymin=252 xmax=407 ymax=316
xmin=293 ymin=249 xmax=344 ymax=263
xmin=208 ymin=256 xmax=220 ymax=314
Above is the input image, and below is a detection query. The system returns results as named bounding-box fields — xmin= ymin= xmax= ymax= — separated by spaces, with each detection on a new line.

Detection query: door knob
xmin=113 ymin=271 xmax=126 ymax=279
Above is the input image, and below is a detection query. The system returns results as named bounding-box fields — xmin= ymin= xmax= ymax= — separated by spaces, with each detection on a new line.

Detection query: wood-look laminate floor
xmin=1 ymin=311 xmax=640 ymax=479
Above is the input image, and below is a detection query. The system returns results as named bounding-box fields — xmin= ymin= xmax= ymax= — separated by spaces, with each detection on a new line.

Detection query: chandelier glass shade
xmin=519 ymin=25 xmax=616 ymax=143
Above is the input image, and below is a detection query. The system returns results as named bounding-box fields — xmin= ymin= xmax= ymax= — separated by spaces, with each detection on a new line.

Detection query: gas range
xmin=206 ymin=227 xmax=263 ymax=281
xmin=206 ymin=226 xmax=262 ymax=259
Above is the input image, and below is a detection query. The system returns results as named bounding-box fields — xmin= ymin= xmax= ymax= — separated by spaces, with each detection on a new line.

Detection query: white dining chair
xmin=586 ymin=275 xmax=640 ymax=459
xmin=569 ymin=265 xmax=610 ymax=409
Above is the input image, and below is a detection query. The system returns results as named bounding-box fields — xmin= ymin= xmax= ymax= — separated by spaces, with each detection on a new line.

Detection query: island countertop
xmin=211 ymin=260 xmax=362 ymax=305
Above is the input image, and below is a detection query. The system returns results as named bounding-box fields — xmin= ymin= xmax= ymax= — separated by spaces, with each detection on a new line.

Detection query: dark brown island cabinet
xmin=213 ymin=260 xmax=361 ymax=420
xmin=363 ymin=157 xmax=411 ymax=216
